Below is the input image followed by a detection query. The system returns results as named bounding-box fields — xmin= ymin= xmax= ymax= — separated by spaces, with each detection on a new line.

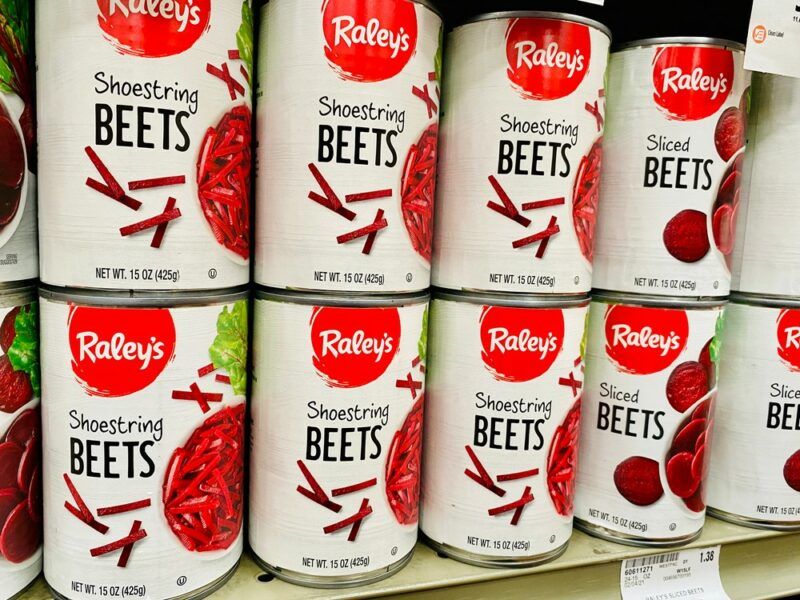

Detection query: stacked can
xmin=0 ymin=1 xmax=40 ymax=598
xmin=421 ymin=5 xmax=609 ymax=567
xmin=706 ymin=73 xmax=800 ymax=531
xmin=574 ymin=4 xmax=751 ymax=547
xmin=35 ymin=1 xmax=253 ymax=599
xmin=249 ymin=0 xmax=439 ymax=588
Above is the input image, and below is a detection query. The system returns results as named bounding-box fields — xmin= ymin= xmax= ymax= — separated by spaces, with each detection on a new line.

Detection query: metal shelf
xmin=21 ymin=517 xmax=800 ymax=600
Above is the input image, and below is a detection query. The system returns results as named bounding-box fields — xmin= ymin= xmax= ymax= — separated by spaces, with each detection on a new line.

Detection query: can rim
xmin=39 ymin=284 xmax=249 ymax=307
xmin=614 ymin=37 xmax=745 ymax=52
xmin=410 ymin=0 xmax=441 ymax=18
xmin=434 ymin=288 xmax=589 ymax=308
xmin=0 ymin=279 xmax=37 ymax=294
xmin=460 ymin=11 xmax=611 ymax=41
xmin=730 ymin=292 xmax=800 ymax=309
xmin=256 ymin=286 xmax=428 ymax=307
xmin=591 ymin=289 xmax=727 ymax=308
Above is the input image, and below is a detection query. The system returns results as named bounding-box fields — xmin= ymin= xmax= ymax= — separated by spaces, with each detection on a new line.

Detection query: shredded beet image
xmin=572 ymin=138 xmax=603 ymax=263
xmin=163 ymin=404 xmax=245 ymax=552
xmin=400 ymin=123 xmax=438 ymax=263
xmin=663 ymin=209 xmax=710 ymax=263
xmin=664 ymin=398 xmax=712 ymax=512
xmin=711 ymin=155 xmax=743 ymax=269
xmin=197 ymin=106 xmax=252 ymax=260
xmin=0 ymin=407 xmax=41 ymax=564
xmin=784 ymin=450 xmax=800 ymax=492
xmin=666 ymin=361 xmax=709 ymax=413
xmin=386 ymin=395 xmax=423 ymax=525
xmin=0 ymin=104 xmax=24 ymax=230
xmin=614 ymin=456 xmax=664 ymax=506
xmin=547 ymin=399 xmax=581 ymax=516
xmin=714 ymin=106 xmax=745 ymax=162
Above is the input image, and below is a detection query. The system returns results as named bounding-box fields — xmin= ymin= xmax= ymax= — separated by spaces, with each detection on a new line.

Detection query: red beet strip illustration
xmin=85 ymin=178 xmax=142 ymax=211
xmin=337 ymin=210 xmax=388 ymax=254
xmin=497 ymin=468 xmax=540 ymax=482
xmin=117 ymin=520 xmax=142 ymax=568
xmin=521 ymin=197 xmax=565 ymax=211
xmin=331 ymin=478 xmax=377 ymax=497
xmin=511 ymin=487 xmax=534 ymax=526
xmin=119 ymin=208 xmax=181 ymax=237
xmin=228 ymin=49 xmax=240 ymax=60
xmin=395 ymin=372 xmax=423 ymax=399
xmin=513 ymin=218 xmax=560 ymax=250
xmin=323 ymin=499 xmax=372 ymax=540
xmin=206 ymin=63 xmax=245 ymax=100
xmin=487 ymin=175 xmax=531 ymax=227
xmin=464 ymin=445 xmax=506 ymax=497
xmin=412 ymin=84 xmax=437 ymax=118
xmin=488 ymin=486 xmax=534 ymax=522
xmin=128 ymin=175 xmax=186 ymax=191
xmin=215 ymin=374 xmax=231 ymax=385
xmin=90 ymin=528 xmax=148 ymax=557
xmin=362 ymin=209 xmax=385 ymax=255
xmin=85 ymin=146 xmax=125 ymax=199
xmin=345 ymin=189 xmax=393 ymax=203
xmin=63 ymin=473 xmax=93 ymax=522
xmin=559 ymin=372 xmax=582 ymax=396
xmin=572 ymin=139 xmax=603 ymax=262
xmin=585 ymin=101 xmax=604 ymax=130
xmin=347 ymin=499 xmax=369 ymax=542
xmin=171 ymin=384 xmax=223 ymax=413
xmin=385 ymin=396 xmax=424 ymax=525
xmin=64 ymin=501 xmax=109 ymax=534
xmin=296 ymin=460 xmax=342 ymax=513
xmin=400 ymin=124 xmax=438 ymax=262
xmin=535 ymin=216 xmax=558 ymax=259
xmin=96 ymin=499 xmax=151 ymax=517
xmin=198 ymin=363 xmax=216 ymax=377
xmin=307 ymin=163 xmax=356 ymax=221
xmin=150 ymin=198 xmax=177 ymax=248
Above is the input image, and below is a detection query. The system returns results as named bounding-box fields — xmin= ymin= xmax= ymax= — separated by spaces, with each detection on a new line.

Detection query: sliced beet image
xmin=784 ymin=450 xmax=800 ymax=492
xmin=666 ymin=361 xmax=709 ymax=413
xmin=664 ymin=403 xmax=712 ymax=512
xmin=0 ymin=115 xmax=24 ymax=190
xmin=0 ymin=500 xmax=40 ymax=563
xmin=0 ymin=355 xmax=33 ymax=414
xmin=16 ymin=435 xmax=37 ymax=491
xmin=671 ymin=419 xmax=707 ymax=455
xmin=663 ymin=209 xmax=709 ymax=263
xmin=698 ymin=339 xmax=715 ymax=386
xmin=0 ymin=489 xmax=21 ymax=531
xmin=4 ymin=408 xmax=37 ymax=447
xmin=666 ymin=452 xmax=700 ymax=498
xmin=714 ymin=106 xmax=745 ymax=162
xmin=710 ymin=158 xmax=743 ymax=269
xmin=0 ymin=442 xmax=23 ymax=488
xmin=26 ymin=466 xmax=41 ymax=523
xmin=0 ymin=307 xmax=19 ymax=353
xmin=614 ymin=456 xmax=663 ymax=506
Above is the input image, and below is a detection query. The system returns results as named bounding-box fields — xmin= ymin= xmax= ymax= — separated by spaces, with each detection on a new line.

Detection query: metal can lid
xmin=39 ymin=284 xmax=249 ymax=308
xmin=461 ymin=11 xmax=611 ymax=40
xmin=434 ymin=288 xmax=590 ymax=308
xmin=615 ymin=36 xmax=745 ymax=52
xmin=730 ymin=292 xmax=800 ymax=309
xmin=0 ymin=280 xmax=37 ymax=307
xmin=441 ymin=0 xmax=610 ymax=31
xmin=591 ymin=289 xmax=727 ymax=309
xmin=255 ymin=285 xmax=429 ymax=308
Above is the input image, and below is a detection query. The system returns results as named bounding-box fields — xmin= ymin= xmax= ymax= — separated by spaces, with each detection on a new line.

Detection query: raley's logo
xmin=505 ymin=18 xmax=591 ymax=101
xmin=97 ymin=0 xmax=211 ymax=58
xmin=69 ymin=306 xmax=176 ymax=397
xmin=652 ymin=46 xmax=734 ymax=121
xmin=777 ymin=310 xmax=800 ymax=372
xmin=604 ymin=305 xmax=688 ymax=375
xmin=322 ymin=0 xmax=418 ymax=83
xmin=311 ymin=306 xmax=401 ymax=387
xmin=479 ymin=306 xmax=564 ymax=382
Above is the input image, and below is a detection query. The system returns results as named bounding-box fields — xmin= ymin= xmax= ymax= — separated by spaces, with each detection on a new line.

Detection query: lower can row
xmin=2 ymin=285 xmax=800 ymax=598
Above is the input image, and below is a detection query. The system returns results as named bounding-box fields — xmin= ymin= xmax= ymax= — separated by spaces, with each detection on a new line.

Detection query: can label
xmin=593 ymin=44 xmax=750 ymax=297
xmin=36 ymin=0 xmax=253 ymax=290
xmin=41 ymin=295 xmax=248 ymax=599
xmin=732 ymin=74 xmax=800 ymax=297
xmin=254 ymin=0 xmax=442 ymax=293
xmin=0 ymin=0 xmax=37 ymax=283
xmin=249 ymin=296 xmax=427 ymax=578
xmin=707 ymin=301 xmax=800 ymax=523
xmin=432 ymin=16 xmax=609 ymax=294
xmin=0 ymin=296 xmax=41 ymax=598
xmin=575 ymin=298 xmax=722 ymax=540
xmin=420 ymin=297 xmax=587 ymax=559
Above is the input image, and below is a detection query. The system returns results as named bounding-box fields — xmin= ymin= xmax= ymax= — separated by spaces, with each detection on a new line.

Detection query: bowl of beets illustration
xmin=0 ymin=98 xmax=27 ymax=249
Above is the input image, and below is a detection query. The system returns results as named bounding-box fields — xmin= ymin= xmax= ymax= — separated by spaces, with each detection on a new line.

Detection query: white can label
xmin=0 ymin=0 xmax=38 ymax=283
xmin=254 ymin=0 xmax=441 ymax=293
xmin=36 ymin=0 xmax=253 ymax=290
xmin=41 ymin=296 xmax=248 ymax=599
xmin=249 ymin=296 xmax=427 ymax=577
xmin=433 ymin=16 xmax=609 ymax=294
xmin=593 ymin=44 xmax=750 ymax=297
xmin=0 ymin=298 xmax=41 ymax=599
xmin=420 ymin=298 xmax=587 ymax=559
xmin=732 ymin=74 xmax=800 ymax=297
xmin=707 ymin=301 xmax=800 ymax=523
xmin=575 ymin=299 xmax=723 ymax=540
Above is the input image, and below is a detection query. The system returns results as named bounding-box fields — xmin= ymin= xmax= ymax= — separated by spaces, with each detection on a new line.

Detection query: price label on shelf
xmin=744 ymin=0 xmax=800 ymax=78
xmin=620 ymin=545 xmax=730 ymax=600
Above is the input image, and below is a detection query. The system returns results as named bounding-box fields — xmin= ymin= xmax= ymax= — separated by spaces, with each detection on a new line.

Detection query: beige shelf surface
xmin=21 ymin=517 xmax=800 ymax=600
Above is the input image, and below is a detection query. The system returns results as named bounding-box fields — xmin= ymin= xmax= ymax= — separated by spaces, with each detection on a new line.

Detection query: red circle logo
xmin=97 ymin=0 xmax=211 ymax=58
xmin=311 ymin=306 xmax=401 ymax=388
xmin=479 ymin=306 xmax=564 ymax=382
xmin=604 ymin=305 xmax=688 ymax=375
xmin=777 ymin=310 xmax=800 ymax=372
xmin=69 ymin=306 xmax=176 ymax=397
xmin=505 ymin=18 xmax=591 ymax=101
xmin=652 ymin=46 xmax=735 ymax=121
xmin=322 ymin=0 xmax=418 ymax=83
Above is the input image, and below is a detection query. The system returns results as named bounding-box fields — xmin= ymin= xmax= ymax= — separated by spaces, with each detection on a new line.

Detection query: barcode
xmin=627 ymin=552 xmax=680 ymax=568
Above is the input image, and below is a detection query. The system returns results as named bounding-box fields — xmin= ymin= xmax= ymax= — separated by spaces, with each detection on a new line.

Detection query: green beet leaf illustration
xmin=209 ymin=300 xmax=248 ymax=396
xmin=8 ymin=302 xmax=39 ymax=396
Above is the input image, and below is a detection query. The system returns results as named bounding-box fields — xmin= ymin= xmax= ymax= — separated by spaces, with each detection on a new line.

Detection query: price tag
xmin=620 ymin=546 xmax=730 ymax=600
xmin=744 ymin=0 xmax=800 ymax=78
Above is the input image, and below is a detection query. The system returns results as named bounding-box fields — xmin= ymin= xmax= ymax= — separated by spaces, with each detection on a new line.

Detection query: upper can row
xmin=0 ymin=0 xmax=796 ymax=297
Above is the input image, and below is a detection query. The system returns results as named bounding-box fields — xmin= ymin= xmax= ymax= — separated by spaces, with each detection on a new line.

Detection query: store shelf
xmin=21 ymin=517 xmax=800 ymax=600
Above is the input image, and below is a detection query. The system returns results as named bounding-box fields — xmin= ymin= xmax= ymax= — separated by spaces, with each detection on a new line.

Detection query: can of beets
xmin=420 ymin=290 xmax=588 ymax=567
xmin=0 ymin=282 xmax=41 ymax=600
xmin=0 ymin=1 xmax=37 ymax=284
xmin=592 ymin=38 xmax=750 ymax=298
xmin=574 ymin=292 xmax=724 ymax=546
xmin=432 ymin=12 xmax=610 ymax=295
xmin=249 ymin=288 xmax=428 ymax=587
xmin=706 ymin=294 xmax=800 ymax=530
xmin=35 ymin=1 xmax=254 ymax=291
xmin=40 ymin=286 xmax=248 ymax=600
xmin=254 ymin=0 xmax=441 ymax=293
xmin=732 ymin=74 xmax=800 ymax=298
